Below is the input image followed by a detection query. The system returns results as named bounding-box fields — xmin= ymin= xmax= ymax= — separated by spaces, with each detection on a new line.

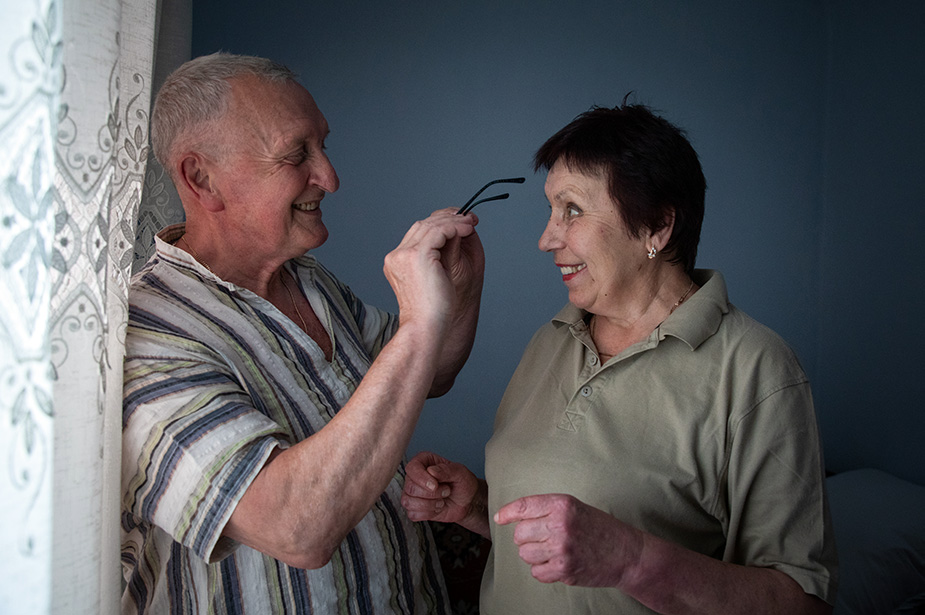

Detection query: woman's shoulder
xmin=712 ymin=304 xmax=809 ymax=391
xmin=723 ymin=303 xmax=797 ymax=352
xmin=693 ymin=270 xmax=801 ymax=362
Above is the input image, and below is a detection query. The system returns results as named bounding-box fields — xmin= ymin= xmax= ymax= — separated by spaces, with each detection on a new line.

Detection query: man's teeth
xmin=293 ymin=202 xmax=319 ymax=211
xmin=559 ymin=264 xmax=586 ymax=275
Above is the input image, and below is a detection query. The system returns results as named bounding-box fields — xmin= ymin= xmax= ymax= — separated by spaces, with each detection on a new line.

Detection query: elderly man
xmin=121 ymin=52 xmax=483 ymax=613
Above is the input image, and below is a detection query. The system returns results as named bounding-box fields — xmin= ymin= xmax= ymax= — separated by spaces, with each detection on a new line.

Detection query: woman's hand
xmin=494 ymin=493 xmax=643 ymax=588
xmin=496 ymin=494 xmax=835 ymax=615
xmin=402 ymin=451 xmax=490 ymax=537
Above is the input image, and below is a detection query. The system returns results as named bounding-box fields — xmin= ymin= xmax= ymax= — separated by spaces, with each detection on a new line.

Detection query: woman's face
xmin=538 ymin=160 xmax=651 ymax=316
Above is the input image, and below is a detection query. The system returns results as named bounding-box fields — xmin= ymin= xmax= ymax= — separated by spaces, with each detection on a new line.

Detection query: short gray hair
xmin=151 ymin=52 xmax=297 ymax=177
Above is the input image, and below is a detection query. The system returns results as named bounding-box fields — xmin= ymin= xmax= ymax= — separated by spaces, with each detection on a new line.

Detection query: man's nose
xmin=314 ymin=155 xmax=339 ymax=193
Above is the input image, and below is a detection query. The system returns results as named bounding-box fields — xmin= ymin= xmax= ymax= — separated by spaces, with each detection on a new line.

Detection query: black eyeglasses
xmin=456 ymin=177 xmax=526 ymax=215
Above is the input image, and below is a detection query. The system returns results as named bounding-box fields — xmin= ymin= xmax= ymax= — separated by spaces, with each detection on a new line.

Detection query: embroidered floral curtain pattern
xmin=0 ymin=0 xmax=60 ymax=610
xmin=0 ymin=0 xmax=161 ymax=611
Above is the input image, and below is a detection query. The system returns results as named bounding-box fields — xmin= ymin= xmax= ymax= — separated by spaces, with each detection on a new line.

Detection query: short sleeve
xmin=723 ymin=381 xmax=838 ymax=603
xmin=122 ymin=352 xmax=286 ymax=563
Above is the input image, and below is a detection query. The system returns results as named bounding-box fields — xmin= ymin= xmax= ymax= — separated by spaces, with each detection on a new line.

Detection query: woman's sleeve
xmin=723 ymin=379 xmax=838 ymax=603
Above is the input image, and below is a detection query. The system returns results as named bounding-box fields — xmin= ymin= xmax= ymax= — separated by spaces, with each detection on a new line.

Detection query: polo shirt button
xmin=580 ymin=385 xmax=593 ymax=397
xmin=588 ymin=355 xmax=599 ymax=366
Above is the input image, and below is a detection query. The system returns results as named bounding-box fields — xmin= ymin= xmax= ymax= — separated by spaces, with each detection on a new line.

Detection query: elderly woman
xmin=402 ymin=104 xmax=837 ymax=614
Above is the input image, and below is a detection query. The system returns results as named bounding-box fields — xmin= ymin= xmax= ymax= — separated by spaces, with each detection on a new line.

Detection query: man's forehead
xmin=229 ymin=74 xmax=306 ymax=110
xmin=227 ymin=75 xmax=328 ymax=145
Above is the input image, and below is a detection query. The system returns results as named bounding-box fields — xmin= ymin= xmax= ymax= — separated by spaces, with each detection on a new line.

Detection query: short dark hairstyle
xmin=533 ymin=102 xmax=706 ymax=274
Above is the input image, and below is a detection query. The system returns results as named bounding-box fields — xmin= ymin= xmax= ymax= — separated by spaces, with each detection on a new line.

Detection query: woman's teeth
xmin=293 ymin=201 xmax=319 ymax=211
xmin=559 ymin=264 xmax=586 ymax=275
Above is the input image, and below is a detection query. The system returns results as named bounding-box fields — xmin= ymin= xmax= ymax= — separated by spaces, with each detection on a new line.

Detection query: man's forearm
xmin=225 ymin=319 xmax=446 ymax=568
xmin=460 ymin=478 xmax=491 ymax=539
xmin=428 ymin=293 xmax=481 ymax=397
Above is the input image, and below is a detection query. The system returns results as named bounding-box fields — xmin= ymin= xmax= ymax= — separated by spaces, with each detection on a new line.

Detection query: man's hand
xmin=441 ymin=210 xmax=485 ymax=306
xmin=402 ymin=451 xmax=491 ymax=538
xmin=383 ymin=209 xmax=480 ymax=334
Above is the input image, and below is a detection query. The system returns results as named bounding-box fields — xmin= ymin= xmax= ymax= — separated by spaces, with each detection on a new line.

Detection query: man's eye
xmin=287 ymin=148 xmax=309 ymax=164
xmin=566 ymin=204 xmax=581 ymax=217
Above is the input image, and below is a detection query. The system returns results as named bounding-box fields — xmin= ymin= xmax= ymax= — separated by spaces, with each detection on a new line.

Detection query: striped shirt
xmin=121 ymin=224 xmax=449 ymax=614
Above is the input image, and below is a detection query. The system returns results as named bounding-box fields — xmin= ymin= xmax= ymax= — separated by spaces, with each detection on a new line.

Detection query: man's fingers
xmin=402 ymin=479 xmax=440 ymax=499
xmin=424 ymin=462 xmax=458 ymax=485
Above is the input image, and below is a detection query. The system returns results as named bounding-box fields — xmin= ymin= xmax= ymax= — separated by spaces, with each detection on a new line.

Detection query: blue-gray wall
xmin=191 ymin=1 xmax=924 ymax=484
xmin=817 ymin=3 xmax=925 ymax=484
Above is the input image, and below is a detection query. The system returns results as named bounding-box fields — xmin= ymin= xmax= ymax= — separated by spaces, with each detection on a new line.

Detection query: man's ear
xmin=178 ymin=153 xmax=224 ymax=212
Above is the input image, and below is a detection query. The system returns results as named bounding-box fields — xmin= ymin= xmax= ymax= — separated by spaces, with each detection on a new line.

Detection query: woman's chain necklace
xmin=591 ymin=277 xmax=696 ymax=358
xmin=668 ymin=278 xmax=696 ymax=315
xmin=179 ymin=234 xmax=309 ymax=334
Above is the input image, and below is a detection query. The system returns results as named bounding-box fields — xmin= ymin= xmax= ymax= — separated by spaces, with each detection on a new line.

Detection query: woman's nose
xmin=538 ymin=217 xmax=563 ymax=253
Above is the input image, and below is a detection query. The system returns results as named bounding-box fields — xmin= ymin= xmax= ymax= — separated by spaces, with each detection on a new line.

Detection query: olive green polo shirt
xmin=482 ymin=270 xmax=836 ymax=614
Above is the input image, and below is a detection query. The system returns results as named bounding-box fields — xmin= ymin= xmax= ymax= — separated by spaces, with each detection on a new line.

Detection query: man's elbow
xmin=275 ymin=534 xmax=343 ymax=570
xmin=244 ymin=515 xmax=349 ymax=571
xmin=279 ymin=547 xmax=335 ymax=571
xmin=804 ymin=595 xmax=833 ymax=615
xmin=428 ymin=378 xmax=454 ymax=398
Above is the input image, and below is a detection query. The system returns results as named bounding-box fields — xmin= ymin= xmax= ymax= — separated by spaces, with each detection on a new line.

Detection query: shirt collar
xmin=154 ymin=223 xmax=219 ymax=281
xmin=153 ymin=223 xmax=318 ymax=294
xmin=550 ymin=269 xmax=729 ymax=352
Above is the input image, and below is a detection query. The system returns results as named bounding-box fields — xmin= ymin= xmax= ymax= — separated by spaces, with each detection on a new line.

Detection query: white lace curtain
xmin=0 ymin=0 xmax=187 ymax=611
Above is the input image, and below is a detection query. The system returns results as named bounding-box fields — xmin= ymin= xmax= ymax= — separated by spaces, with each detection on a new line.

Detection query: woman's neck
xmin=590 ymin=271 xmax=697 ymax=360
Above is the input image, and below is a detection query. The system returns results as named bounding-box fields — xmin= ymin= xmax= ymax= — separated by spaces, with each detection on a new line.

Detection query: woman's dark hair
xmin=533 ymin=102 xmax=706 ymax=274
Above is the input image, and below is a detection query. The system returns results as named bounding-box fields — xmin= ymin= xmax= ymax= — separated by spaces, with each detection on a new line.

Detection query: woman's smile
xmin=557 ymin=262 xmax=587 ymax=281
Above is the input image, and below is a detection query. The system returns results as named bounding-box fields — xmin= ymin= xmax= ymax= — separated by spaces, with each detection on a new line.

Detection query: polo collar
xmin=551 ymin=269 xmax=729 ymax=352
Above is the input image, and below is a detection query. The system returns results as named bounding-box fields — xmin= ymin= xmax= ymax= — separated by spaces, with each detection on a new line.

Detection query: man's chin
xmin=302 ymin=226 xmax=329 ymax=252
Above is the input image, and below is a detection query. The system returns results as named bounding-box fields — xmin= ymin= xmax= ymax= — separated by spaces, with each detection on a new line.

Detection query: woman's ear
xmin=649 ymin=210 xmax=676 ymax=253
xmin=177 ymin=153 xmax=224 ymax=212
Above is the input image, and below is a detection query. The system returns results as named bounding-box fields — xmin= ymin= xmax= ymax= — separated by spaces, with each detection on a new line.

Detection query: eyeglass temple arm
xmin=457 ymin=177 xmax=526 ymax=214
xmin=458 ymin=193 xmax=510 ymax=215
